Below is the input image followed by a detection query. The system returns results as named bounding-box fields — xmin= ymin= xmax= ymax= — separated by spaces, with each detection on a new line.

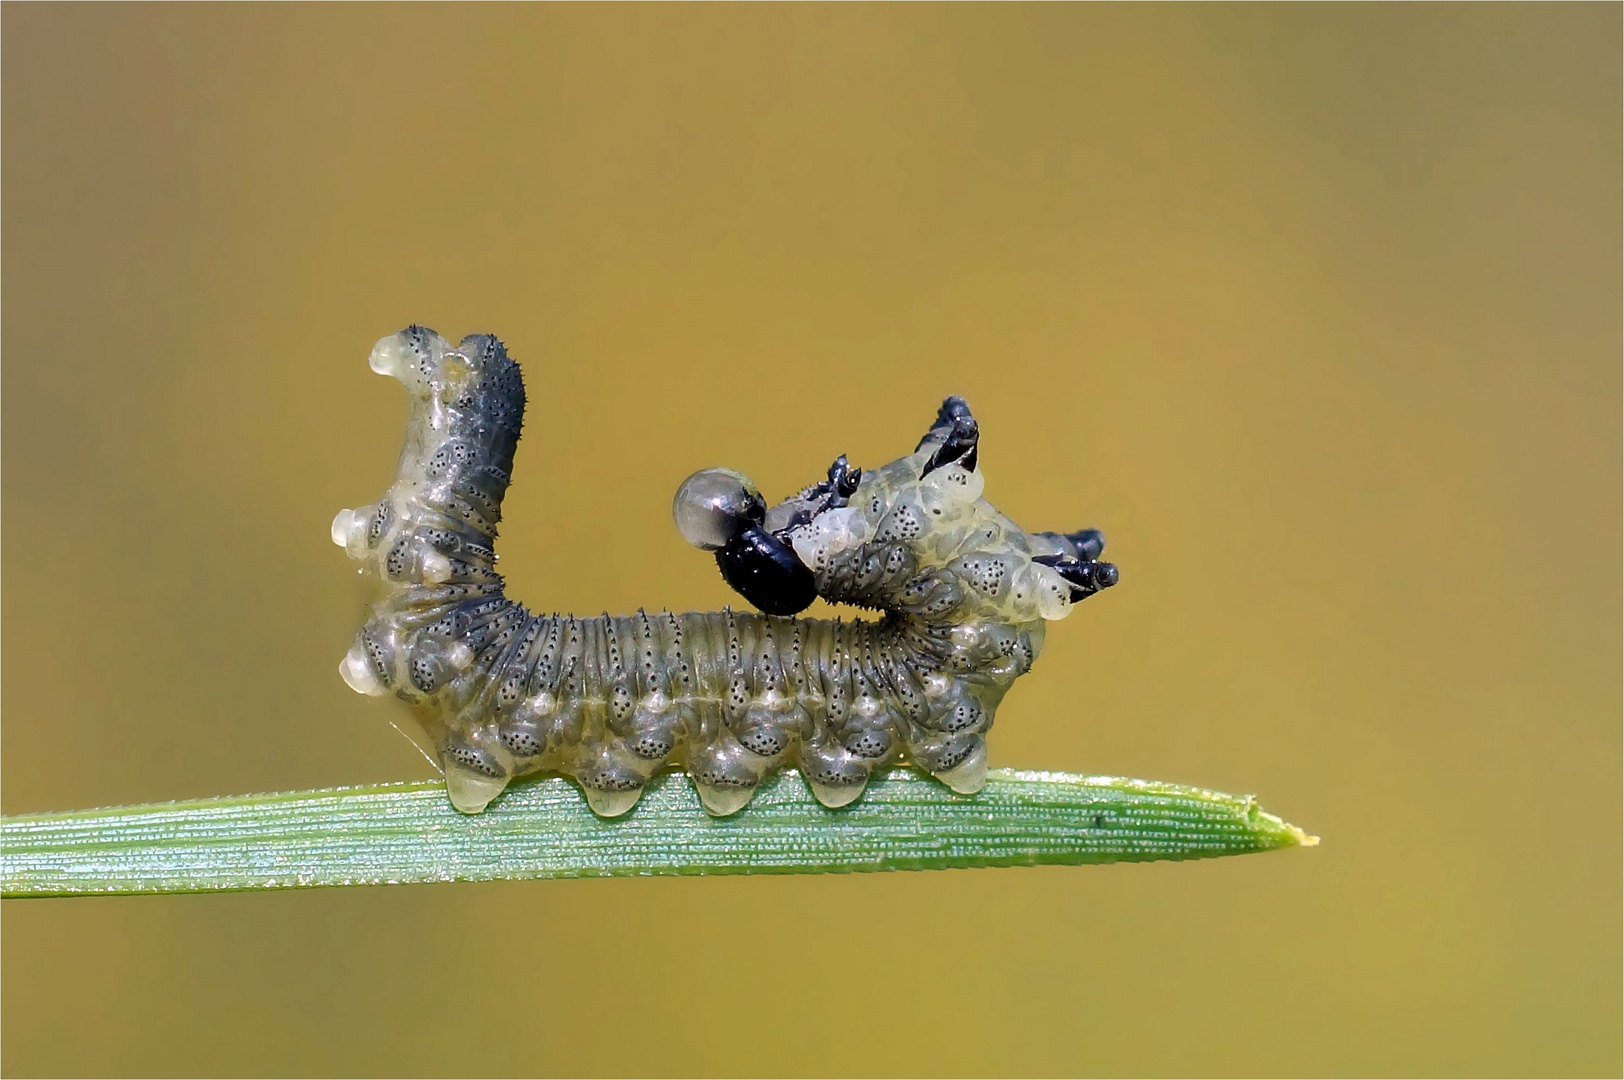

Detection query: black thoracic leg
xmin=918 ymin=396 xmax=980 ymax=476
xmin=1032 ymin=528 xmax=1120 ymax=602
xmin=763 ymin=455 xmax=865 ymax=535
xmin=826 ymin=454 xmax=862 ymax=501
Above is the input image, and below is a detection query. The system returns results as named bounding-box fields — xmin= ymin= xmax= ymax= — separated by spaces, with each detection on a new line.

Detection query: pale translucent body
xmin=334 ymin=327 xmax=1100 ymax=816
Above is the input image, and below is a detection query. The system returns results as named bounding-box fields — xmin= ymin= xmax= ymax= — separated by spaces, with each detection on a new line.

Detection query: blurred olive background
xmin=3 ymin=4 xmax=1618 ymax=1077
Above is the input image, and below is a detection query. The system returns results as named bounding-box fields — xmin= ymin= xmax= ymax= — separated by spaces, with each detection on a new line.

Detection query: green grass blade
xmin=0 ymin=769 xmax=1316 ymax=897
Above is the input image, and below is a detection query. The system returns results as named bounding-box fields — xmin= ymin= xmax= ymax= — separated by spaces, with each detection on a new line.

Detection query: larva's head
xmin=671 ymin=467 xmax=815 ymax=616
xmin=673 ymin=397 xmax=1118 ymax=624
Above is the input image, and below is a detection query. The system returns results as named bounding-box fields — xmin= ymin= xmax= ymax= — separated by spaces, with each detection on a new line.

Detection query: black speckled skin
xmin=333 ymin=327 xmax=1118 ymax=816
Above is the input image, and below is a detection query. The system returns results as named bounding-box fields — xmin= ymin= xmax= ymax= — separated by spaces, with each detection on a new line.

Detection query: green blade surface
xmin=0 ymin=768 xmax=1316 ymax=897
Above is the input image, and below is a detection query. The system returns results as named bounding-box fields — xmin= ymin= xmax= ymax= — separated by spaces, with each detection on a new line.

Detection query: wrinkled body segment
xmin=333 ymin=328 xmax=1117 ymax=816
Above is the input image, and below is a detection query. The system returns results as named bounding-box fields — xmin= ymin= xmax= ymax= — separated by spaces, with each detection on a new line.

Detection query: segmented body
xmin=333 ymin=328 xmax=1111 ymax=816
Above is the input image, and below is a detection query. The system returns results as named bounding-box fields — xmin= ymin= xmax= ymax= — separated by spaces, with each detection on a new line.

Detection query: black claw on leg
xmin=1033 ymin=528 xmax=1118 ymax=603
xmin=918 ymin=396 xmax=979 ymax=477
xmin=763 ymin=455 xmax=865 ymax=536
xmin=828 ymin=454 xmax=862 ymax=499
xmin=1033 ymin=553 xmax=1120 ymax=602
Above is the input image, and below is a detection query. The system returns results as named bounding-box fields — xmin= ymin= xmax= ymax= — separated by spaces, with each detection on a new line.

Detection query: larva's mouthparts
xmin=334 ymin=326 xmax=1118 ymax=818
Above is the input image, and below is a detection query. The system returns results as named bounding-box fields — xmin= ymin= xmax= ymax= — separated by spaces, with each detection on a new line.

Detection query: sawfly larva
xmin=332 ymin=328 xmax=1119 ymax=817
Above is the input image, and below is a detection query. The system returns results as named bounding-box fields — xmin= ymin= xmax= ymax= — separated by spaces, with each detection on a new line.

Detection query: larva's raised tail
xmin=330 ymin=329 xmax=533 ymax=810
xmin=333 ymin=327 xmax=1119 ymax=817
xmin=331 ymin=327 xmax=523 ymax=581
